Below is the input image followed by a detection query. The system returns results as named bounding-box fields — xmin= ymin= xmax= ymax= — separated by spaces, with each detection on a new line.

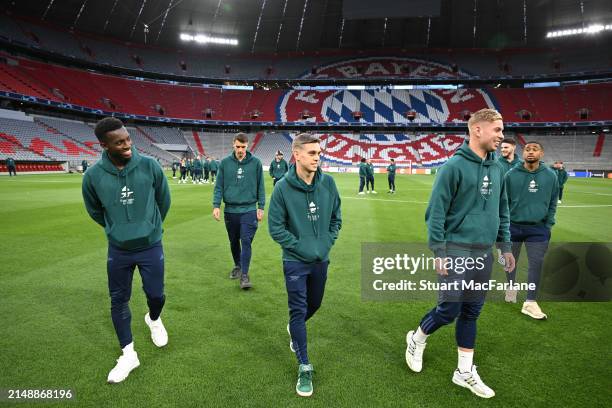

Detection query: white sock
xmin=457 ymin=349 xmax=473 ymax=373
xmin=122 ymin=342 xmax=135 ymax=356
xmin=413 ymin=327 xmax=429 ymax=343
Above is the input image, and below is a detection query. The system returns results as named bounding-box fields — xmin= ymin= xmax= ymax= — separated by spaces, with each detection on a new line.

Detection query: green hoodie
xmin=496 ymin=155 xmax=520 ymax=174
xmin=213 ymin=151 xmax=265 ymax=213
xmin=426 ymin=141 xmax=511 ymax=258
xmin=209 ymin=160 xmax=218 ymax=172
xmin=359 ymin=162 xmax=367 ymax=177
xmin=366 ymin=163 xmax=374 ymax=177
xmin=82 ymin=148 xmax=171 ymax=251
xmin=505 ymin=162 xmax=559 ymax=228
xmin=270 ymin=158 xmax=289 ymax=179
xmin=6 ymin=157 xmax=15 ymax=167
xmin=193 ymin=159 xmax=203 ymax=170
xmin=387 ymin=163 xmax=396 ymax=175
xmin=268 ymin=165 xmax=342 ymax=263
xmin=552 ymin=166 xmax=568 ymax=186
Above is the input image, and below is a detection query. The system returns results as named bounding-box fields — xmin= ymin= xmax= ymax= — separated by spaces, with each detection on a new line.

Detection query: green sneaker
xmin=296 ymin=364 xmax=313 ymax=397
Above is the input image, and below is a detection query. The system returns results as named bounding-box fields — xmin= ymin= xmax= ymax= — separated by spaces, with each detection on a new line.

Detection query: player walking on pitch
xmin=404 ymin=109 xmax=515 ymax=399
xmin=82 ymin=117 xmax=170 ymax=383
xmin=504 ymin=141 xmax=558 ymax=316
xmin=268 ymin=133 xmax=342 ymax=397
xmin=213 ymin=133 xmax=265 ymax=289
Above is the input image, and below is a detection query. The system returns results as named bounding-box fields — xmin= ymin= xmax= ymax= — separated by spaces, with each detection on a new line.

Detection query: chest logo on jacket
xmin=237 ymin=167 xmax=244 ymax=180
xmin=308 ymin=201 xmax=319 ymax=221
xmin=528 ymin=179 xmax=539 ymax=193
xmin=480 ymin=175 xmax=492 ymax=196
xmin=120 ymin=186 xmax=134 ymax=205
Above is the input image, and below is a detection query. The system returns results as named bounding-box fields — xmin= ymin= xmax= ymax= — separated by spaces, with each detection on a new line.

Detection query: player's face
xmin=500 ymin=142 xmax=515 ymax=159
xmin=523 ymin=143 xmax=543 ymax=163
xmin=101 ymin=127 xmax=132 ymax=162
xmin=294 ymin=142 xmax=321 ymax=173
xmin=233 ymin=141 xmax=248 ymax=160
xmin=475 ymin=119 xmax=504 ymax=152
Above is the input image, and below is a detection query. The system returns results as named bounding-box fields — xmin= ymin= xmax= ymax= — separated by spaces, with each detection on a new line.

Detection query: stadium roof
xmin=5 ymin=0 xmax=612 ymax=53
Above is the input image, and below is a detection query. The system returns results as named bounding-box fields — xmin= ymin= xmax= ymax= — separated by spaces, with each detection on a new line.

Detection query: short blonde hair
xmin=467 ymin=108 xmax=503 ymax=128
xmin=292 ymin=133 xmax=320 ymax=150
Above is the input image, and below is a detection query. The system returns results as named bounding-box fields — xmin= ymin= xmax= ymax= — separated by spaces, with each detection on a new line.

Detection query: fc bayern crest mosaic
xmin=277 ymin=57 xmax=498 ymax=123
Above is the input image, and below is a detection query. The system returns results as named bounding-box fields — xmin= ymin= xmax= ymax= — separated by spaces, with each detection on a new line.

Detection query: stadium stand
xmin=2 ymin=53 xmax=612 ymax=124
xmin=2 ymin=13 xmax=612 ymax=80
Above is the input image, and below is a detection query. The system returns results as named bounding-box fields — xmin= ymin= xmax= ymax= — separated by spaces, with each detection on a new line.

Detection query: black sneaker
xmin=240 ymin=274 xmax=252 ymax=290
xmin=230 ymin=266 xmax=240 ymax=279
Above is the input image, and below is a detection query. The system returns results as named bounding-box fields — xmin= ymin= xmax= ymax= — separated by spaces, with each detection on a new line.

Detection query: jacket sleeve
xmin=257 ymin=161 xmax=266 ymax=210
xmin=213 ymin=162 xmax=224 ymax=208
xmin=154 ymin=161 xmax=171 ymax=221
xmin=329 ymin=177 xmax=342 ymax=241
xmin=269 ymin=160 xmax=274 ymax=177
xmin=268 ymin=187 xmax=298 ymax=249
xmin=425 ymin=164 xmax=457 ymax=258
xmin=81 ymin=173 xmax=105 ymax=227
xmin=497 ymin=173 xmax=512 ymax=253
xmin=546 ymin=173 xmax=559 ymax=229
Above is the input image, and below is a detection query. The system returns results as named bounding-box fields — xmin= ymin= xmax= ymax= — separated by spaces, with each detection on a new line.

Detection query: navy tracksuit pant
xmin=419 ymin=251 xmax=493 ymax=349
xmin=224 ymin=210 xmax=258 ymax=276
xmin=107 ymin=241 xmax=166 ymax=348
xmin=284 ymin=260 xmax=329 ymax=365
xmin=359 ymin=176 xmax=365 ymax=192
xmin=388 ymin=175 xmax=395 ymax=191
xmin=507 ymin=223 xmax=550 ymax=301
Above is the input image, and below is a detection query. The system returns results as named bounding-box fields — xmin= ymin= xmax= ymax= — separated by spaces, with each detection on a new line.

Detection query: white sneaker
xmin=371 ymin=190 xmax=377 ymax=194
xmin=358 ymin=191 xmax=365 ymax=195
xmin=145 ymin=313 xmax=168 ymax=347
xmin=558 ymin=200 xmax=562 ymax=204
xmin=107 ymin=352 xmax=140 ymax=383
xmin=452 ymin=366 xmax=495 ymax=398
xmin=505 ymin=289 xmax=517 ymax=303
xmin=405 ymin=330 xmax=426 ymax=373
xmin=366 ymin=191 xmax=370 ymax=194
xmin=287 ymin=324 xmax=295 ymax=352
xmin=521 ymin=301 xmax=547 ymax=320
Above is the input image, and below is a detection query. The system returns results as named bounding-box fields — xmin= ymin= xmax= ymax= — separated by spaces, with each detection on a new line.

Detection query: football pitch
xmin=1 ymin=172 xmax=611 ymax=407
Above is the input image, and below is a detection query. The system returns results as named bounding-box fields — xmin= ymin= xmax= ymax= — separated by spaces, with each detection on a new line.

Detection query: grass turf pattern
xmin=0 ymin=173 xmax=610 ymax=407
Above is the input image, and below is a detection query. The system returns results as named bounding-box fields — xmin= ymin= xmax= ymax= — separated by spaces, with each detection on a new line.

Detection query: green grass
xmin=0 ymin=173 xmax=611 ymax=407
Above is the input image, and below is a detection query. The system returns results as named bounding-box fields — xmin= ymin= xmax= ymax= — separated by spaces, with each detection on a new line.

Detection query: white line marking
xmin=341 ymin=196 xmax=428 ymax=204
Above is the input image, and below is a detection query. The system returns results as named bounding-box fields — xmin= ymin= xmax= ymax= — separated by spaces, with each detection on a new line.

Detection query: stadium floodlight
xmin=546 ymin=23 xmax=612 ymax=38
xmin=180 ymin=33 xmax=238 ymax=46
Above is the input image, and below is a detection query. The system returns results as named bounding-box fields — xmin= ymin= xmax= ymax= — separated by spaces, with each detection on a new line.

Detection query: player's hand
xmin=212 ymin=207 xmax=220 ymax=221
xmin=503 ymin=252 xmax=515 ymax=272
xmin=256 ymin=209 xmax=264 ymax=222
xmin=434 ymin=257 xmax=449 ymax=276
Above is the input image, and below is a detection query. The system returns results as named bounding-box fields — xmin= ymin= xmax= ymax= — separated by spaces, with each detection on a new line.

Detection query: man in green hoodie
xmin=366 ymin=159 xmax=377 ymax=193
xmin=387 ymin=158 xmax=397 ymax=193
xmin=82 ymin=117 xmax=171 ymax=384
xmin=203 ymin=156 xmax=211 ymax=183
xmin=268 ymin=133 xmax=342 ymax=397
xmin=497 ymin=137 xmax=520 ymax=174
xmin=193 ymin=155 xmax=203 ymax=184
xmin=213 ymin=133 xmax=265 ymax=289
xmin=504 ymin=141 xmax=558 ymax=318
xmin=270 ymin=150 xmax=289 ymax=186
xmin=404 ymin=109 xmax=515 ymax=399
xmin=552 ymin=161 xmax=568 ymax=203
xmin=358 ymin=158 xmax=367 ymax=194
xmin=6 ymin=157 xmax=16 ymax=176
xmin=209 ymin=157 xmax=218 ymax=183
